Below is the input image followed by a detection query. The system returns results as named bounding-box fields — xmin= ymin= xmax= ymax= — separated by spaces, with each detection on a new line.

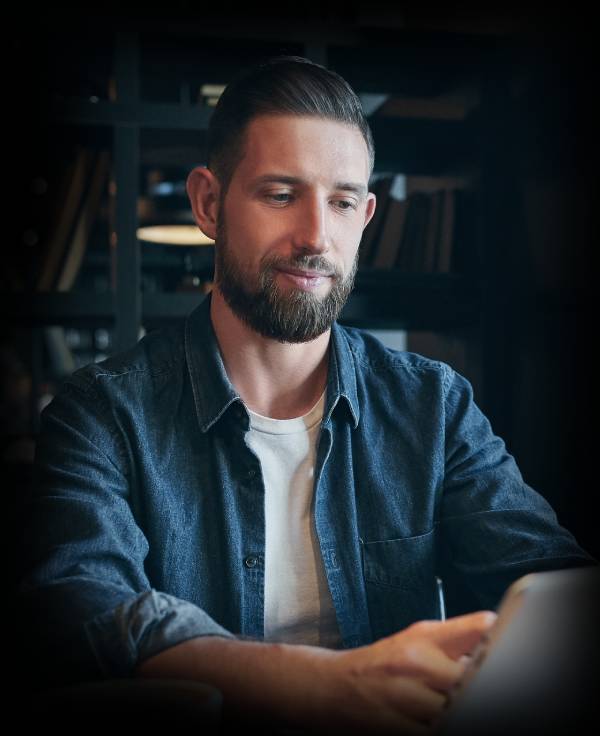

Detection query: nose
xmin=291 ymin=195 xmax=330 ymax=255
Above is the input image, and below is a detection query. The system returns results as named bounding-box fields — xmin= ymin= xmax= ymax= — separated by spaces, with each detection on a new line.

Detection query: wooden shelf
xmin=53 ymin=97 xmax=213 ymax=131
xmin=51 ymin=95 xmax=478 ymax=176
xmin=11 ymin=278 xmax=585 ymax=333
xmin=343 ymin=271 xmax=481 ymax=329
xmin=1 ymin=273 xmax=481 ymax=332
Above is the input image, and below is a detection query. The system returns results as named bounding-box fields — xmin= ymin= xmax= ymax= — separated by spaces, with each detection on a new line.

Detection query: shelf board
xmin=3 ymin=292 xmax=116 ymax=327
xmin=342 ymin=271 xmax=481 ymax=329
xmin=2 ymin=273 xmax=481 ymax=332
xmin=53 ymin=97 xmax=213 ymax=131
xmin=1 ymin=292 xmax=205 ymax=327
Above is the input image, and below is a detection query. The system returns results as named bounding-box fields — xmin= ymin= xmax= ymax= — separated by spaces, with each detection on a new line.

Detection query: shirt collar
xmin=185 ymin=295 xmax=240 ymax=433
xmin=324 ymin=321 xmax=360 ymax=429
xmin=184 ymin=295 xmax=360 ymax=432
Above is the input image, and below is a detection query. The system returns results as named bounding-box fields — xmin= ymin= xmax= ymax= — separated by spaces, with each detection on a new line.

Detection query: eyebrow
xmin=249 ymin=174 xmax=368 ymax=199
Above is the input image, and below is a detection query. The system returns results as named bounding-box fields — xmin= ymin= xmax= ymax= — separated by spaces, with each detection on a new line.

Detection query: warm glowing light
xmin=136 ymin=225 xmax=214 ymax=246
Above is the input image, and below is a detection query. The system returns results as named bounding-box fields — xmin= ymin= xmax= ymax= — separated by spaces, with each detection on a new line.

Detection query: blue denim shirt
xmin=19 ymin=296 xmax=591 ymax=685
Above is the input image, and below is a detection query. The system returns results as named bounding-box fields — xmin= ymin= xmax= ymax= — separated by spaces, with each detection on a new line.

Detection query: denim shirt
xmin=19 ymin=296 xmax=591 ymax=685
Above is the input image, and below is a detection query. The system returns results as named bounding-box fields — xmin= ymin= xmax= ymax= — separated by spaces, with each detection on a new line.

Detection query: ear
xmin=186 ymin=167 xmax=221 ymax=241
xmin=363 ymin=191 xmax=377 ymax=229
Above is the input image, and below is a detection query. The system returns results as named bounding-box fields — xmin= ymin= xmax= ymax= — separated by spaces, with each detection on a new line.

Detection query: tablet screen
xmin=438 ymin=567 xmax=599 ymax=735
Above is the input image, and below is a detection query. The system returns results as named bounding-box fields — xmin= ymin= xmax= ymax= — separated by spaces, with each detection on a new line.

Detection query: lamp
xmin=136 ymin=224 xmax=214 ymax=246
xmin=136 ymin=176 xmax=213 ymax=246
xmin=135 ymin=173 xmax=215 ymax=292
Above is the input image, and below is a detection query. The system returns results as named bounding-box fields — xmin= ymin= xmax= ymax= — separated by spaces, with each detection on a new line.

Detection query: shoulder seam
xmin=66 ymin=345 xmax=184 ymax=384
xmin=347 ymin=343 xmax=447 ymax=376
xmin=55 ymin=379 xmax=129 ymax=474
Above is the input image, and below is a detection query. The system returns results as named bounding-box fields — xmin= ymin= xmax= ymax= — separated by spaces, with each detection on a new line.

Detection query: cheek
xmin=339 ymin=223 xmax=363 ymax=257
xmin=248 ymin=216 xmax=293 ymax=255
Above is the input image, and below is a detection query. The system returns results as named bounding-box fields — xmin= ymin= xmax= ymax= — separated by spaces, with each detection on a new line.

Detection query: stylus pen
xmin=436 ymin=576 xmax=446 ymax=621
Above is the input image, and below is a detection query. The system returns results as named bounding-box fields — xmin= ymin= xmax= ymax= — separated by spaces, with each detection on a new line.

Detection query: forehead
xmin=233 ymin=114 xmax=371 ymax=187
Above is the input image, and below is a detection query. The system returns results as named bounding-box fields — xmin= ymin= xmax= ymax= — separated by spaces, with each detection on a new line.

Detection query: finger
xmin=385 ymin=630 xmax=469 ymax=690
xmin=383 ymin=676 xmax=448 ymax=723
xmin=402 ymin=641 xmax=468 ymax=691
xmin=422 ymin=611 xmax=497 ymax=660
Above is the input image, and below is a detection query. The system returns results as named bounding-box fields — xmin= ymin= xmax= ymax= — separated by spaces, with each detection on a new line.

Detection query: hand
xmin=322 ymin=611 xmax=497 ymax=735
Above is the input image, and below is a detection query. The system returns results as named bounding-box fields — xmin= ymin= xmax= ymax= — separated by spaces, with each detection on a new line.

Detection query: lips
xmin=277 ymin=267 xmax=333 ymax=279
xmin=275 ymin=267 xmax=333 ymax=290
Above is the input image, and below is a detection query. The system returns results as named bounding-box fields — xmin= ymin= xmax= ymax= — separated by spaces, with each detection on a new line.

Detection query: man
xmin=18 ymin=57 xmax=591 ymax=734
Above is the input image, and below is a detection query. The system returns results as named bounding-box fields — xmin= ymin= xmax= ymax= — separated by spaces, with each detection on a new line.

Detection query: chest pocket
xmin=361 ymin=528 xmax=439 ymax=639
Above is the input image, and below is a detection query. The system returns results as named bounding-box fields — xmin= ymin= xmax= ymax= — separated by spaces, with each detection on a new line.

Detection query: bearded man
xmin=18 ymin=56 xmax=591 ymax=734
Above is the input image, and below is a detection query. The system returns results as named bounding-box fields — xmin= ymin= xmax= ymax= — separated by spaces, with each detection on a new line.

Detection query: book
xmin=421 ymin=189 xmax=442 ymax=272
xmin=436 ymin=188 xmax=455 ymax=273
xmin=37 ymin=147 xmax=93 ymax=291
xmin=358 ymin=176 xmax=392 ymax=268
xmin=57 ymin=151 xmax=110 ymax=291
xmin=396 ymin=193 xmax=430 ymax=272
xmin=372 ymin=176 xmax=408 ymax=269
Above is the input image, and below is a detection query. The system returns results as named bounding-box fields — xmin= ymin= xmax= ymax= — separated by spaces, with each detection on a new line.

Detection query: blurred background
xmin=3 ymin=4 xmax=596 ymax=568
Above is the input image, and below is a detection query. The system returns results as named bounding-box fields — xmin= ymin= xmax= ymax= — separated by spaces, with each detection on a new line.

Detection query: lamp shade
xmin=136 ymin=225 xmax=214 ymax=246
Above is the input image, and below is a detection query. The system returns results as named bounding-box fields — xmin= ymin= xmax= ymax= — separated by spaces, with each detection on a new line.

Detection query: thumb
xmin=427 ymin=611 xmax=497 ymax=660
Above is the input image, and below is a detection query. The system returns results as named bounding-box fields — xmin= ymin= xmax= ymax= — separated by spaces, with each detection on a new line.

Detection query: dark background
xmin=4 ymin=4 xmax=597 ymax=569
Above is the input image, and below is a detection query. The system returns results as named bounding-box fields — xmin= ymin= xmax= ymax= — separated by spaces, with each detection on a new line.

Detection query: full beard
xmin=214 ymin=225 xmax=357 ymax=344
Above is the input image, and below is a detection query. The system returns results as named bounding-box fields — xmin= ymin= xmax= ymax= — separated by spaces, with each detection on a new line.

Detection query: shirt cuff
xmin=85 ymin=590 xmax=236 ymax=677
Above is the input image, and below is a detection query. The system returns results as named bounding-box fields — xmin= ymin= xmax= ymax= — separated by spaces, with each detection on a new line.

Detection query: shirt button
xmin=244 ymin=555 xmax=258 ymax=569
xmin=247 ymin=469 xmax=256 ymax=479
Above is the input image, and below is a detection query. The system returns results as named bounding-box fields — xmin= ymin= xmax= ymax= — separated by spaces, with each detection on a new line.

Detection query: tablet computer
xmin=438 ymin=566 xmax=599 ymax=735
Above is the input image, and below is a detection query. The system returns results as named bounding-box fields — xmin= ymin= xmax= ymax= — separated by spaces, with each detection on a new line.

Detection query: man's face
xmin=214 ymin=114 xmax=375 ymax=343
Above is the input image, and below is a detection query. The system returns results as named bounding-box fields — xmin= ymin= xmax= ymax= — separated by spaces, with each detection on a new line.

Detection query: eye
xmin=265 ymin=192 xmax=293 ymax=204
xmin=333 ymin=199 xmax=357 ymax=211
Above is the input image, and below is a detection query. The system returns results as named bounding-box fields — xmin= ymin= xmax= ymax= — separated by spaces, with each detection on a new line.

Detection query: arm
xmin=22 ymin=369 xmax=495 ymax=732
xmin=137 ymin=612 xmax=497 ymax=734
xmin=438 ymin=367 xmax=594 ymax=615
xmin=17 ymin=373 xmax=234 ymax=685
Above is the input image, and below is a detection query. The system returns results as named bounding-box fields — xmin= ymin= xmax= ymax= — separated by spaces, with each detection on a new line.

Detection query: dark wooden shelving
xmin=343 ymin=271 xmax=481 ymax=329
xmin=53 ymin=97 xmax=213 ymax=131
xmin=370 ymin=117 xmax=478 ymax=175
xmin=2 ymin=292 xmax=115 ymax=328
xmin=1 ymin=273 xmax=482 ymax=332
xmin=51 ymin=98 xmax=478 ymax=177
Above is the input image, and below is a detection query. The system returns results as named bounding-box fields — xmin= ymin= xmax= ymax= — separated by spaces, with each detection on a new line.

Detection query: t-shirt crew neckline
xmin=247 ymin=390 xmax=326 ymax=435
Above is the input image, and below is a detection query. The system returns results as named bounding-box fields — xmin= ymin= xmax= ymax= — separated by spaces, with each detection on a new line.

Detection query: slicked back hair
xmin=206 ymin=55 xmax=375 ymax=195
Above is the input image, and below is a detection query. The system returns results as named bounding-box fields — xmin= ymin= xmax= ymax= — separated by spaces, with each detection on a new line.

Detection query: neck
xmin=210 ymin=289 xmax=331 ymax=419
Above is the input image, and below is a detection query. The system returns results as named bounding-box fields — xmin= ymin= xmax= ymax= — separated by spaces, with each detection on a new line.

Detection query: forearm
xmin=136 ymin=613 xmax=497 ymax=734
xmin=136 ymin=635 xmax=339 ymax=731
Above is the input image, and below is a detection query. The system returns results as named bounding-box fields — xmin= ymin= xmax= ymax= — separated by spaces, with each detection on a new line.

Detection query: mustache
xmin=262 ymin=253 xmax=341 ymax=278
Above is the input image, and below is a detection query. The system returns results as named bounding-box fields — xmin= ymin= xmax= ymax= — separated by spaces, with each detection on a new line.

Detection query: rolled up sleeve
xmin=86 ymin=590 xmax=235 ymax=676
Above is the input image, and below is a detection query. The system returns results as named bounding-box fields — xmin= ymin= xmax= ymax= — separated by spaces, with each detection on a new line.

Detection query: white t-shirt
xmin=245 ymin=392 xmax=342 ymax=648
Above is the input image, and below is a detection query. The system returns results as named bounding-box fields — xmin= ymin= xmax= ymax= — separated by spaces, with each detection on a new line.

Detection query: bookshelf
xmin=5 ymin=10 xmax=594 ymax=555
xmin=9 ymin=21 xmax=488 ymax=362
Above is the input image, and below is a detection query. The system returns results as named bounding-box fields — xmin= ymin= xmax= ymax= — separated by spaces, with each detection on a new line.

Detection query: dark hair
xmin=206 ymin=55 xmax=375 ymax=194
